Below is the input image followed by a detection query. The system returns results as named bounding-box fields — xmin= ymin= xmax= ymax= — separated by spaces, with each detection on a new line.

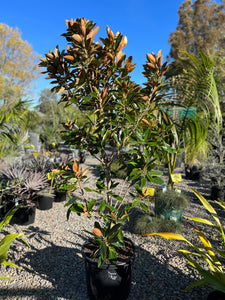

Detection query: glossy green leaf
xmin=110 ymin=194 xmax=123 ymax=202
xmin=108 ymin=224 xmax=121 ymax=237
xmin=70 ymin=202 xmax=84 ymax=216
xmin=140 ymin=202 xmax=148 ymax=212
xmin=99 ymin=200 xmax=106 ymax=213
xmin=140 ymin=178 xmax=147 ymax=188
xmin=87 ymin=200 xmax=96 ymax=212
xmin=150 ymin=176 xmax=164 ymax=184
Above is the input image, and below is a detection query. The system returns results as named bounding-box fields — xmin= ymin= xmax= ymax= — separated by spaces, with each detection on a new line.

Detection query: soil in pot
xmin=11 ymin=204 xmax=36 ymax=225
xmin=82 ymin=238 xmax=135 ymax=300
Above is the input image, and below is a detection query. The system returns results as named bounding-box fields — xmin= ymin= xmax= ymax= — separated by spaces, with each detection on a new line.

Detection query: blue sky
xmin=1 ymin=0 xmax=185 ymax=105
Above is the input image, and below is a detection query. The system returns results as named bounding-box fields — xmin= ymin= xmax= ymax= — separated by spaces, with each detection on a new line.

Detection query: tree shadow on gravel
xmin=129 ymin=239 xmax=213 ymax=300
xmin=0 ymin=237 xmax=89 ymax=300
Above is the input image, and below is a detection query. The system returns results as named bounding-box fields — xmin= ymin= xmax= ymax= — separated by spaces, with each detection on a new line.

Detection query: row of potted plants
xmin=0 ymin=155 xmax=68 ymax=225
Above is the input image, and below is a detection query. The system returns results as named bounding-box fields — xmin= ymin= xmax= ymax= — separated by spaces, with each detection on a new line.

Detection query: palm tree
xmin=164 ymin=49 xmax=221 ymax=186
xmin=0 ymin=100 xmax=28 ymax=157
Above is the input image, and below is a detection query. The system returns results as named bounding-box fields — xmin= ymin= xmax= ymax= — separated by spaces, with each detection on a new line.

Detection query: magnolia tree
xmin=40 ymin=18 xmax=173 ymax=266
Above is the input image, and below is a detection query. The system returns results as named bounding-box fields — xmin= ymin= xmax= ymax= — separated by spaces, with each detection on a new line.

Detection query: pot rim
xmin=81 ymin=237 xmax=135 ymax=269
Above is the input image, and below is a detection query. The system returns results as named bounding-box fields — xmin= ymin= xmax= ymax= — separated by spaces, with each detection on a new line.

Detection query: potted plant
xmin=1 ymin=165 xmax=49 ymax=224
xmin=143 ymin=188 xmax=225 ymax=298
xmin=185 ymin=163 xmax=203 ymax=180
xmin=39 ymin=17 xmax=173 ymax=300
xmin=163 ymin=50 xmax=221 ymax=188
xmin=47 ymin=160 xmax=69 ymax=203
xmin=210 ymin=174 xmax=225 ymax=201
xmin=54 ymin=188 xmax=67 ymax=202
xmin=14 ymin=170 xmax=49 ymax=223
xmin=134 ymin=214 xmax=182 ymax=235
xmin=37 ymin=187 xmax=55 ymax=210
xmin=154 ymin=188 xmax=190 ymax=222
xmin=206 ymin=120 xmax=225 ymax=201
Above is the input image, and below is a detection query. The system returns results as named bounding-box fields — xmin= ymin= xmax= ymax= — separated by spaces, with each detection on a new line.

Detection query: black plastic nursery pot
xmin=211 ymin=185 xmax=225 ymax=201
xmin=54 ymin=190 xmax=67 ymax=202
xmin=0 ymin=197 xmax=15 ymax=219
xmin=0 ymin=204 xmax=7 ymax=221
xmin=12 ymin=204 xmax=36 ymax=225
xmin=37 ymin=194 xmax=54 ymax=210
xmin=207 ymin=290 xmax=225 ymax=300
xmin=82 ymin=238 xmax=135 ymax=300
xmin=185 ymin=165 xmax=202 ymax=180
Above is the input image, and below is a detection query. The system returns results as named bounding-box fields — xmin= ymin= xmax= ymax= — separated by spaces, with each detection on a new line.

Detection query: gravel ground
xmin=0 ymin=153 xmax=223 ymax=300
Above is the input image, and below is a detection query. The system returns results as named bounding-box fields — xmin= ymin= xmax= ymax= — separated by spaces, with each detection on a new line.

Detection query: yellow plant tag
xmin=171 ymin=174 xmax=182 ymax=183
xmin=47 ymin=172 xmax=53 ymax=180
xmin=143 ymin=187 xmax=155 ymax=197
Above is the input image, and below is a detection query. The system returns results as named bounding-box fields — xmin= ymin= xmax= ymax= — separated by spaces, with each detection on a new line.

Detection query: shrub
xmin=134 ymin=214 xmax=182 ymax=234
xmin=155 ymin=189 xmax=190 ymax=210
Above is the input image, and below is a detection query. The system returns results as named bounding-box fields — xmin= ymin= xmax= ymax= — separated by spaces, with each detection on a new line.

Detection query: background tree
xmin=36 ymin=88 xmax=87 ymax=145
xmin=168 ymin=0 xmax=225 ymax=100
xmin=0 ymin=23 xmax=40 ymax=104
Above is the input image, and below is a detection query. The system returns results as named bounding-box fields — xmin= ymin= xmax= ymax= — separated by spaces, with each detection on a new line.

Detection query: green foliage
xmin=155 ymin=189 xmax=190 ymax=210
xmin=134 ymin=215 xmax=182 ymax=235
xmin=105 ymin=160 xmax=128 ymax=180
xmin=0 ymin=205 xmax=29 ymax=279
xmin=84 ymin=221 xmax=125 ymax=267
